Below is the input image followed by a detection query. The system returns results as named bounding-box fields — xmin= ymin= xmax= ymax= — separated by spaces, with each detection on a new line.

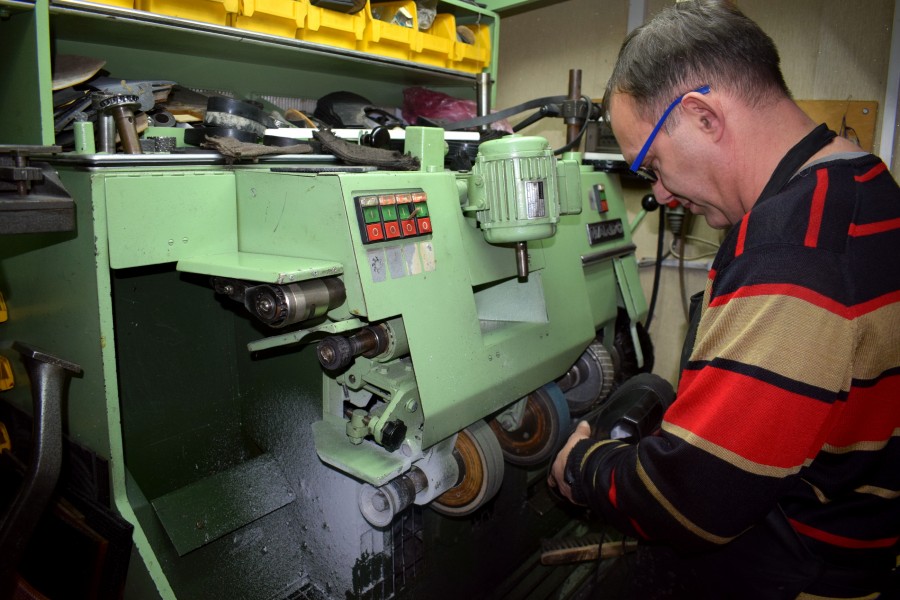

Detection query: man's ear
xmin=681 ymin=93 xmax=724 ymax=142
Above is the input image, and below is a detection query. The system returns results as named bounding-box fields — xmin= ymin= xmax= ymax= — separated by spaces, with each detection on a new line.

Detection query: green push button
xmin=362 ymin=206 xmax=381 ymax=224
xmin=381 ymin=205 xmax=398 ymax=221
xmin=398 ymin=204 xmax=413 ymax=219
xmin=413 ymin=203 xmax=429 ymax=218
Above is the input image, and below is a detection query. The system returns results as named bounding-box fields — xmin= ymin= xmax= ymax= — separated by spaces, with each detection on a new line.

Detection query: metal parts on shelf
xmin=96 ymin=94 xmax=143 ymax=154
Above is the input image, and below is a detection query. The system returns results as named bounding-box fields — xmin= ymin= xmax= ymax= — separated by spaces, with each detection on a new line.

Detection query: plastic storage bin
xmin=453 ymin=22 xmax=490 ymax=73
xmin=297 ymin=0 xmax=367 ymax=51
xmin=136 ymin=0 xmax=239 ymax=25
xmin=234 ymin=0 xmax=305 ymax=37
xmin=362 ymin=1 xmax=416 ymax=61
xmin=413 ymin=12 xmax=455 ymax=69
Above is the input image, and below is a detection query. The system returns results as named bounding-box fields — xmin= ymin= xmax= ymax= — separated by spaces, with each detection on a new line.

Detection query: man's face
xmin=609 ymin=92 xmax=735 ymax=229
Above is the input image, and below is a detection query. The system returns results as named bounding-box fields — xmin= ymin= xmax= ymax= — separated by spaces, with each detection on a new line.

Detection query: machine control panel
xmin=355 ymin=190 xmax=432 ymax=244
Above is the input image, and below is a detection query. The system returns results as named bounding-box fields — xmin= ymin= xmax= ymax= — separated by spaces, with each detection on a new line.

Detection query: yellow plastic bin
xmin=362 ymin=1 xmax=416 ymax=61
xmin=413 ymin=13 xmax=455 ymax=69
xmin=235 ymin=0 xmax=305 ymax=38
xmin=453 ymin=22 xmax=490 ymax=73
xmin=136 ymin=0 xmax=239 ymax=25
xmin=297 ymin=0 xmax=367 ymax=51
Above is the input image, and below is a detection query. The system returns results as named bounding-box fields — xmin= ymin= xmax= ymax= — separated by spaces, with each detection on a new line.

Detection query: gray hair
xmin=605 ymin=0 xmax=790 ymax=124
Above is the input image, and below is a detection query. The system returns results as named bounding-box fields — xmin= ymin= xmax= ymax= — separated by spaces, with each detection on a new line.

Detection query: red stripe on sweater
xmin=850 ymin=289 xmax=900 ymax=317
xmin=854 ymin=162 xmax=887 ymax=183
xmin=608 ymin=467 xmax=618 ymax=508
xmin=709 ymin=284 xmax=900 ymax=319
xmin=804 ymin=169 xmax=829 ymax=248
xmin=610 ymin=468 xmax=650 ymax=539
xmin=670 ymin=367 xmax=833 ymax=469
xmin=848 ymin=217 xmax=900 ymax=237
xmin=734 ymin=214 xmax=749 ymax=258
xmin=708 ymin=283 xmax=849 ymax=317
xmin=825 ymin=374 xmax=900 ymax=447
xmin=789 ymin=518 xmax=899 ymax=549
xmin=629 ymin=518 xmax=650 ymax=540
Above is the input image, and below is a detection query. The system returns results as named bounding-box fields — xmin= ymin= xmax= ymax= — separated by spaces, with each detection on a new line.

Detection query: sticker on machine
xmin=367 ymin=249 xmax=387 ymax=283
xmin=386 ymin=246 xmax=407 ymax=279
xmin=403 ymin=243 xmax=423 ymax=275
xmin=420 ymin=241 xmax=436 ymax=272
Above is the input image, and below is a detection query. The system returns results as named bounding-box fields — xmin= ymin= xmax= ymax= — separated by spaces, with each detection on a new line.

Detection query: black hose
xmin=644 ymin=204 xmax=666 ymax=330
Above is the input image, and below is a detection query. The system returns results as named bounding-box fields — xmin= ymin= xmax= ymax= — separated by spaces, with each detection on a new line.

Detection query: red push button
xmin=417 ymin=218 xmax=432 ymax=234
xmin=401 ymin=219 xmax=417 ymax=236
xmin=384 ymin=222 xmax=402 ymax=239
xmin=366 ymin=223 xmax=385 ymax=242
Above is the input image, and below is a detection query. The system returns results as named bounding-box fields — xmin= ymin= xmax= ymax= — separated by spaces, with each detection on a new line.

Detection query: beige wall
xmin=496 ymin=0 xmax=896 ymax=384
xmin=498 ymin=0 xmax=895 ymax=149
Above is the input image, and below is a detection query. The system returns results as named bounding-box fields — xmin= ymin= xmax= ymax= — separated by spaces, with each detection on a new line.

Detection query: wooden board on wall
xmin=796 ymin=100 xmax=878 ymax=152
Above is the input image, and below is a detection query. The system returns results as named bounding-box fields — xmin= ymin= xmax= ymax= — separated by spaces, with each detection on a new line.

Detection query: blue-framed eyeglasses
xmin=630 ymin=85 xmax=711 ymax=183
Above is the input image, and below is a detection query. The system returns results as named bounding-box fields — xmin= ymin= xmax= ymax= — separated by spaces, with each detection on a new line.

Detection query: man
xmin=548 ymin=1 xmax=899 ymax=598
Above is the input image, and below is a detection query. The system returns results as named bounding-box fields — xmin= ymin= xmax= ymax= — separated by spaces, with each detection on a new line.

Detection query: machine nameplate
xmin=524 ymin=180 xmax=547 ymax=219
xmin=586 ymin=219 xmax=625 ymax=246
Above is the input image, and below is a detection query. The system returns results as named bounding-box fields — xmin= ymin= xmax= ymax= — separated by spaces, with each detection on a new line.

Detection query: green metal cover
xmin=177 ymin=252 xmax=342 ymax=284
xmin=105 ymin=172 xmax=238 ymax=269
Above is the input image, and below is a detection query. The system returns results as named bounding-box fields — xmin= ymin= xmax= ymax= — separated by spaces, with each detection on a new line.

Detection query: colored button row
xmin=361 ymin=202 xmax=430 ymax=224
xmin=358 ymin=191 xmax=427 ymax=207
xmin=364 ymin=217 xmax=432 ymax=242
xmin=356 ymin=191 xmax=432 ymax=244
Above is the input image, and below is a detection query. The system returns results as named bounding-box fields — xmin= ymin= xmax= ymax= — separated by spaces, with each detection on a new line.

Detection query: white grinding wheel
xmin=430 ymin=420 xmax=505 ymax=517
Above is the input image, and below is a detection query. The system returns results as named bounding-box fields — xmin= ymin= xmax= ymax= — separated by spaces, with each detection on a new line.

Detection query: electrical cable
xmin=668 ymin=235 xmax=720 ymax=261
xmin=644 ymin=204 xmax=666 ymax=331
xmin=678 ymin=213 xmax=694 ymax=322
xmin=592 ymin=527 xmax=611 ymax=588
xmin=553 ymin=95 xmax=593 ymax=155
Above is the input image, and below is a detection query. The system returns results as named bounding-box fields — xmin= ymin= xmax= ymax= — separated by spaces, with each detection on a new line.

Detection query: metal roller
xmin=489 ymin=383 xmax=570 ymax=467
xmin=431 ymin=420 xmax=504 ymax=517
xmin=245 ymin=278 xmax=346 ymax=328
xmin=317 ymin=318 xmax=408 ymax=371
xmin=557 ymin=341 xmax=615 ymax=416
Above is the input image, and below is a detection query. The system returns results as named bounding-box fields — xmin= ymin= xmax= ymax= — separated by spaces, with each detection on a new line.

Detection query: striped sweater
xmin=569 ymin=154 xmax=900 ymax=598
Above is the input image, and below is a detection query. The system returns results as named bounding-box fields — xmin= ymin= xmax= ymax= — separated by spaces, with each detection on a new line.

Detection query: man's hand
xmin=548 ymin=420 xmax=592 ymax=504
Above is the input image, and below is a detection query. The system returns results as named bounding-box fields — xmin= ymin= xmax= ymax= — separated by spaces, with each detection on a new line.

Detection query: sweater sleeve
xmin=569 ymin=242 xmax=855 ymax=550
